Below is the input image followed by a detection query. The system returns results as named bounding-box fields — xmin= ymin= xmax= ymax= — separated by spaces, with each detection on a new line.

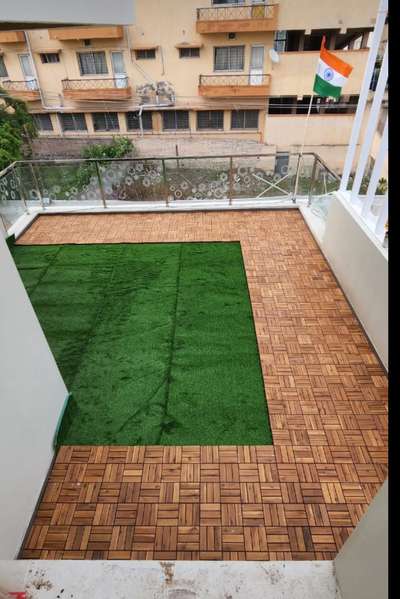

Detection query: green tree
xmin=76 ymin=136 xmax=135 ymax=189
xmin=0 ymin=88 xmax=37 ymax=170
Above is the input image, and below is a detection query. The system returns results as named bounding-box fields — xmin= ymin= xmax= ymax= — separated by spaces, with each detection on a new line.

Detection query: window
xmin=92 ymin=112 xmax=119 ymax=131
xmin=211 ymin=0 xmax=244 ymax=4
xmin=126 ymin=111 xmax=153 ymax=131
xmin=214 ymin=46 xmax=244 ymax=71
xmin=0 ymin=56 xmax=8 ymax=77
xmin=33 ymin=113 xmax=53 ymax=131
xmin=162 ymin=110 xmax=189 ymax=130
xmin=40 ymin=53 xmax=60 ymax=64
xmin=59 ymin=113 xmax=87 ymax=131
xmin=274 ymin=31 xmax=287 ymax=52
xmin=135 ymin=49 xmax=156 ymax=60
xmin=268 ymin=96 xmax=295 ymax=115
xmin=197 ymin=110 xmax=224 ymax=130
xmin=231 ymin=109 xmax=259 ymax=129
xmin=77 ymin=51 xmax=108 ymax=76
xmin=179 ymin=47 xmax=200 ymax=58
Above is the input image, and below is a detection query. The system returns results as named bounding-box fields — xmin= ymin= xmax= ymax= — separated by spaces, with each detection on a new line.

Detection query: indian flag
xmin=313 ymin=37 xmax=353 ymax=99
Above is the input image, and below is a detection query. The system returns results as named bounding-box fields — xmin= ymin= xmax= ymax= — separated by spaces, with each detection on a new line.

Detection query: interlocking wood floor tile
xmin=18 ymin=212 xmax=387 ymax=561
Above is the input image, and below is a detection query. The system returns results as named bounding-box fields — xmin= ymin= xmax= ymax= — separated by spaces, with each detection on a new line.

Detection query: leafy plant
xmin=0 ymin=88 xmax=37 ymax=170
xmin=377 ymin=177 xmax=388 ymax=195
xmin=76 ymin=136 xmax=135 ymax=190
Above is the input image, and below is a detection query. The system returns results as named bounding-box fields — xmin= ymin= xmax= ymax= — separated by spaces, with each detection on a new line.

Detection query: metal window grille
xmin=214 ymin=46 xmax=245 ymax=71
xmin=0 ymin=56 xmax=8 ymax=77
xmin=274 ymin=30 xmax=287 ymax=52
xmin=78 ymin=51 xmax=108 ymax=75
xmin=197 ymin=110 xmax=224 ymax=130
xmin=59 ymin=113 xmax=87 ymax=131
xmin=92 ymin=112 xmax=119 ymax=131
xmin=179 ymin=47 xmax=200 ymax=58
xmin=268 ymin=96 xmax=295 ymax=115
xmin=40 ymin=53 xmax=60 ymax=64
xmin=231 ymin=109 xmax=259 ymax=129
xmin=33 ymin=113 xmax=53 ymax=131
xmin=126 ymin=111 xmax=153 ymax=130
xmin=211 ymin=0 xmax=244 ymax=4
xmin=162 ymin=110 xmax=189 ymax=130
xmin=135 ymin=49 xmax=156 ymax=60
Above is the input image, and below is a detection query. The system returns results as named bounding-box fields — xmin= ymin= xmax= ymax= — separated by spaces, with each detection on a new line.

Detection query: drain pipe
xmin=138 ymin=100 xmax=174 ymax=136
xmin=24 ymin=30 xmax=65 ymax=110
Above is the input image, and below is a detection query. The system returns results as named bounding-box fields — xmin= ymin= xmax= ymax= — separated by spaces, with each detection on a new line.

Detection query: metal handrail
xmin=199 ymin=74 xmax=270 ymax=86
xmin=62 ymin=77 xmax=129 ymax=90
xmin=2 ymin=79 xmax=39 ymax=91
xmin=197 ymin=3 xmax=277 ymax=20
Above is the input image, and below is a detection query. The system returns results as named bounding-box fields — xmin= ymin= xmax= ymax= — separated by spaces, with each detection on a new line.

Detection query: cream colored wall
xmin=277 ymin=0 xmax=379 ymax=32
xmin=266 ymin=113 xmax=355 ymax=147
xmin=269 ymin=49 xmax=368 ymax=97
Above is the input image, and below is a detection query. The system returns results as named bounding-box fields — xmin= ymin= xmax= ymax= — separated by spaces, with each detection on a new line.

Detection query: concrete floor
xmin=0 ymin=560 xmax=341 ymax=599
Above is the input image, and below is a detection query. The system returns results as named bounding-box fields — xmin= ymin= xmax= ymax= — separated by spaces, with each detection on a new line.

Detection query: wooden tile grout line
xmin=18 ymin=211 xmax=387 ymax=560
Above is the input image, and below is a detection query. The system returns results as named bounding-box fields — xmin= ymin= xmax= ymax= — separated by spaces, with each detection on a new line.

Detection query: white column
xmin=340 ymin=0 xmax=388 ymax=192
xmin=362 ymin=116 xmax=388 ymax=218
xmin=350 ymin=44 xmax=388 ymax=203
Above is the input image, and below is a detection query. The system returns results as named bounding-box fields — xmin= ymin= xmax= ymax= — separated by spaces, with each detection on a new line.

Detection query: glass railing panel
xmin=98 ymin=159 xmax=165 ymax=204
xmin=164 ymin=156 xmax=231 ymax=201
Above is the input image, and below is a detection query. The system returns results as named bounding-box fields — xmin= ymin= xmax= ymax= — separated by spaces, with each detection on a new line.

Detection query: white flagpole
xmin=293 ymin=92 xmax=314 ymax=201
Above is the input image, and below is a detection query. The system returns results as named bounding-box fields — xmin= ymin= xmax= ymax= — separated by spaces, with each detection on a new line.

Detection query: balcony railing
xmin=199 ymin=74 xmax=270 ymax=86
xmin=197 ymin=3 xmax=275 ymax=21
xmin=0 ymin=152 xmax=341 ymax=232
xmin=196 ymin=2 xmax=278 ymax=33
xmin=199 ymin=74 xmax=270 ymax=97
xmin=1 ymin=80 xmax=40 ymax=101
xmin=62 ymin=77 xmax=132 ymax=100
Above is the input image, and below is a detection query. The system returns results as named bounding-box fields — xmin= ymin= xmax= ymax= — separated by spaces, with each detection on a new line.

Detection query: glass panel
xmin=214 ymin=46 xmax=244 ymax=71
xmin=0 ymin=168 xmax=25 ymax=230
xmin=34 ymin=162 xmax=103 ymax=207
xmin=98 ymin=159 xmax=166 ymax=204
xmin=111 ymin=51 xmax=125 ymax=75
xmin=230 ymin=155 xmax=296 ymax=200
xmin=19 ymin=54 xmax=34 ymax=78
xmin=165 ymin=157 xmax=230 ymax=201
xmin=250 ymin=46 xmax=264 ymax=70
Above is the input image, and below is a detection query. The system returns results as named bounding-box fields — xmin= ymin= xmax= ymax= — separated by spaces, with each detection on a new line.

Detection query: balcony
xmin=0 ymin=30 xmax=25 ymax=43
xmin=199 ymin=73 xmax=270 ymax=97
xmin=62 ymin=77 xmax=132 ymax=101
xmin=1 ymin=79 xmax=40 ymax=101
xmin=196 ymin=3 xmax=278 ymax=34
xmin=48 ymin=25 xmax=123 ymax=41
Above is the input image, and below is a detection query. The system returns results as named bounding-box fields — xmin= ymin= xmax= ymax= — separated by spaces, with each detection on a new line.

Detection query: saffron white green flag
xmin=313 ymin=37 xmax=353 ymax=99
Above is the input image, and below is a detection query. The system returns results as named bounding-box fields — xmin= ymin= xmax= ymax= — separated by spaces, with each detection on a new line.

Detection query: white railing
xmin=339 ymin=0 xmax=388 ymax=245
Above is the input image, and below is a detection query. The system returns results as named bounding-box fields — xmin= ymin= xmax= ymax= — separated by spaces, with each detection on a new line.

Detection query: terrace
xmin=0 ymin=3 xmax=388 ymax=597
xmin=196 ymin=3 xmax=278 ymax=34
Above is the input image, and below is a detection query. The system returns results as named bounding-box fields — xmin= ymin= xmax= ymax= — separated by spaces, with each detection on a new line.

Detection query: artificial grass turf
xmin=11 ymin=241 xmax=272 ymax=446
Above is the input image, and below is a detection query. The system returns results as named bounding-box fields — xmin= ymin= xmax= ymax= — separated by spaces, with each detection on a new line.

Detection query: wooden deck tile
xmin=18 ymin=211 xmax=387 ymax=561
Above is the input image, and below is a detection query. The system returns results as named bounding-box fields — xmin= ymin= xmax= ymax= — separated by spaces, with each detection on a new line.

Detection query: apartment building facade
xmin=0 ymin=0 xmax=380 ymax=163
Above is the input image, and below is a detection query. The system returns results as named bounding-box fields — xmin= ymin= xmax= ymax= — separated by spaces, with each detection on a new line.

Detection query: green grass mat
xmin=12 ymin=242 xmax=272 ymax=445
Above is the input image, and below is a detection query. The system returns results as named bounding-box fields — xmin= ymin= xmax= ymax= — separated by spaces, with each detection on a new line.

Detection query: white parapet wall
xmin=335 ymin=480 xmax=388 ymax=599
xmin=321 ymin=192 xmax=388 ymax=370
xmin=0 ymin=234 xmax=68 ymax=559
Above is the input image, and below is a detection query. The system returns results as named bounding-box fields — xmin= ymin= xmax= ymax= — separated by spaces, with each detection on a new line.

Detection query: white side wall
xmin=0 ymin=234 xmax=68 ymax=559
xmin=321 ymin=193 xmax=388 ymax=369
xmin=335 ymin=480 xmax=388 ymax=599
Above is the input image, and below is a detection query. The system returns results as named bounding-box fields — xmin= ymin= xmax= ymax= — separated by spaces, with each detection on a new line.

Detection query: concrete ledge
xmin=0 ymin=560 xmax=340 ymax=599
